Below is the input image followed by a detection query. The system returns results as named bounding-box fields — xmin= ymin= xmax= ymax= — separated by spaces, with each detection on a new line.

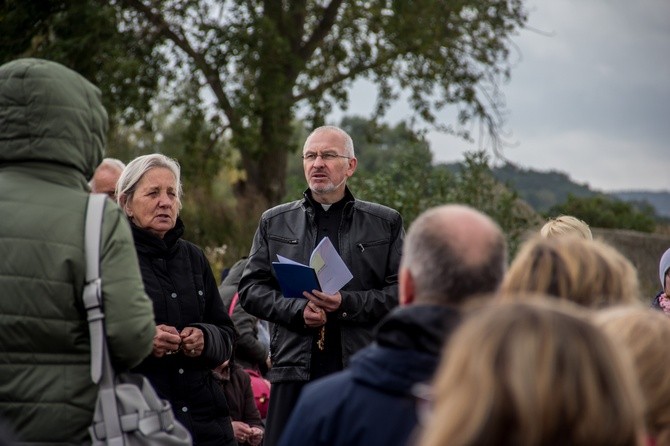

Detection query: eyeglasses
xmin=301 ymin=152 xmax=351 ymax=162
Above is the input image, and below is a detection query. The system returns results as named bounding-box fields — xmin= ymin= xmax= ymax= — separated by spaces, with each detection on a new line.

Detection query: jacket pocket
xmin=355 ymin=238 xmax=388 ymax=252
xmin=268 ymin=234 xmax=299 ymax=244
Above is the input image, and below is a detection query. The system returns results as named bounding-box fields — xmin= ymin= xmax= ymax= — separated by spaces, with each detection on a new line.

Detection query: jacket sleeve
xmin=232 ymin=302 xmax=269 ymax=368
xmin=191 ymin=247 xmax=238 ymax=368
xmin=337 ymin=212 xmax=405 ymax=325
xmin=238 ymin=219 xmax=310 ymax=331
xmin=100 ymin=204 xmax=155 ymax=371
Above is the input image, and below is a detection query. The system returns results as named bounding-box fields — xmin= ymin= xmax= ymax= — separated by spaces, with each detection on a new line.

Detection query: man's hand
xmin=304 ymin=290 xmax=342 ymax=313
xmin=304 ymin=301 xmax=327 ymax=327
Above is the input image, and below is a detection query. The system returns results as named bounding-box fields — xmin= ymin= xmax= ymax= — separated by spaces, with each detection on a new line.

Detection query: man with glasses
xmin=239 ymin=125 xmax=405 ymax=446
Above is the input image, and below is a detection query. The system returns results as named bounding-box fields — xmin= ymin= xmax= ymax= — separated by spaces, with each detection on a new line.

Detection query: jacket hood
xmin=660 ymin=248 xmax=670 ymax=289
xmin=348 ymin=305 xmax=461 ymax=395
xmin=0 ymin=58 xmax=107 ymax=180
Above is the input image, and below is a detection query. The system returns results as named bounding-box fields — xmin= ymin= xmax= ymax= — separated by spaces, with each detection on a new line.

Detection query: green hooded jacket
xmin=0 ymin=58 xmax=156 ymax=444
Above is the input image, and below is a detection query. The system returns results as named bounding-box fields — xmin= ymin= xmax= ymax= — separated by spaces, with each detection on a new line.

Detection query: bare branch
xmin=293 ymin=54 xmax=394 ymax=102
xmin=119 ymin=0 xmax=240 ymax=130
xmin=298 ymin=0 xmax=344 ymax=62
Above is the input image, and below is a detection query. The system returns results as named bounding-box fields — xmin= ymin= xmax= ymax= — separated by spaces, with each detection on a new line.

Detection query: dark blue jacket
xmin=277 ymin=304 xmax=461 ymax=446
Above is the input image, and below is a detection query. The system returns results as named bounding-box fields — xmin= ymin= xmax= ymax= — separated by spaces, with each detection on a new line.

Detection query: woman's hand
xmin=232 ymin=421 xmax=254 ymax=444
xmin=180 ymin=326 xmax=204 ymax=357
xmin=248 ymin=426 xmax=264 ymax=446
xmin=152 ymin=324 xmax=181 ymax=357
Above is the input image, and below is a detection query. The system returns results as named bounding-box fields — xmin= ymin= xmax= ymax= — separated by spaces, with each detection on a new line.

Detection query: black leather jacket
xmin=239 ymin=187 xmax=404 ymax=382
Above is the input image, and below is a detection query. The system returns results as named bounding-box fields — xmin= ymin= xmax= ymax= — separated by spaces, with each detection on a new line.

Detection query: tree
xmin=548 ymin=194 xmax=657 ymax=233
xmin=0 ymin=0 xmax=165 ymax=125
xmin=109 ymin=0 xmax=527 ymax=211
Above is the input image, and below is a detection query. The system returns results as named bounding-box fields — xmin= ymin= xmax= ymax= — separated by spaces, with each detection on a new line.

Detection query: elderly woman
xmin=117 ymin=153 xmax=237 ymax=446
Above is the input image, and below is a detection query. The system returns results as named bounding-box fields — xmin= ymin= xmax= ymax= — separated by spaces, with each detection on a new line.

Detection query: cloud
xmin=328 ymin=0 xmax=670 ymax=192
xmin=433 ymin=0 xmax=670 ymax=191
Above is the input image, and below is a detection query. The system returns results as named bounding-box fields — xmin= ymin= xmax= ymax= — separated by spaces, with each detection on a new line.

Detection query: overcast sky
xmin=328 ymin=0 xmax=670 ymax=193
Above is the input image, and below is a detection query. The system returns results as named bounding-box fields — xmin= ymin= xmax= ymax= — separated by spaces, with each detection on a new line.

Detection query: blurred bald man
xmin=279 ymin=204 xmax=507 ymax=446
xmin=90 ymin=157 xmax=125 ymax=200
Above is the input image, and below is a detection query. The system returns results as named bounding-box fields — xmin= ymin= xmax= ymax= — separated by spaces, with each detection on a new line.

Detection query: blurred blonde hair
xmin=540 ymin=215 xmax=593 ymax=240
xmin=594 ymin=307 xmax=670 ymax=446
xmin=499 ymin=235 xmax=640 ymax=307
xmin=418 ymin=299 xmax=644 ymax=446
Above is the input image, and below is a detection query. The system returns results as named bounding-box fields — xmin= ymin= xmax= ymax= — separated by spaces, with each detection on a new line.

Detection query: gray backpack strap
xmin=83 ymin=195 xmax=125 ymax=444
xmin=83 ymin=194 xmax=107 ymax=384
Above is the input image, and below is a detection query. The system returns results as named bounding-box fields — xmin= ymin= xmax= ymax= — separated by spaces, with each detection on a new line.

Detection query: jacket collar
xmin=130 ymin=217 xmax=185 ymax=255
xmin=302 ymin=186 xmax=355 ymax=211
xmin=374 ymin=305 xmax=462 ymax=356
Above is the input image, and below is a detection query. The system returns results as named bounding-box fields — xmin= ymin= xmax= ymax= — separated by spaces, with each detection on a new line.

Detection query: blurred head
xmin=418 ymin=299 xmax=645 ymax=446
xmin=302 ymin=126 xmax=357 ymax=204
xmin=659 ymin=248 xmax=670 ymax=294
xmin=500 ymin=235 xmax=640 ymax=307
xmin=540 ymin=215 xmax=593 ymax=240
xmin=90 ymin=158 xmax=126 ymax=200
xmin=400 ymin=204 xmax=507 ymax=306
xmin=594 ymin=306 xmax=670 ymax=446
xmin=117 ymin=154 xmax=182 ymax=239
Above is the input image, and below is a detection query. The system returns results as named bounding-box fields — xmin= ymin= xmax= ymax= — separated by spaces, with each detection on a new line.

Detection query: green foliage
xmin=0 ymin=0 xmax=165 ymax=124
xmin=9 ymin=0 xmax=526 ymax=208
xmin=548 ymin=194 xmax=657 ymax=233
xmin=348 ymin=142 xmax=449 ymax=225
xmin=351 ymin=149 xmax=539 ymax=255
xmin=2 ymin=1 xmax=530 ymax=266
xmin=491 ymin=162 xmax=597 ymax=212
xmin=341 ymin=116 xmax=433 ymax=175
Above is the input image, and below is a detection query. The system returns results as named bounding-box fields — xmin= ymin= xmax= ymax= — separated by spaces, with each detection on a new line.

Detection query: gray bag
xmin=83 ymin=194 xmax=193 ymax=445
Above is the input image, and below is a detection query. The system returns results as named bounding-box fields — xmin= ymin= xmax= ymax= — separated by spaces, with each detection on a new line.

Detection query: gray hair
xmin=99 ymin=157 xmax=126 ymax=172
xmin=303 ymin=126 xmax=355 ymax=158
xmin=116 ymin=153 xmax=183 ymax=210
xmin=88 ymin=157 xmax=126 ymax=189
xmin=401 ymin=205 xmax=507 ymax=305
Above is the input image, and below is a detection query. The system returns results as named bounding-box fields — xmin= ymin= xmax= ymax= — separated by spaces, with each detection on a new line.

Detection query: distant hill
xmin=490 ymin=163 xmax=598 ymax=213
xmin=441 ymin=161 xmax=670 ymax=218
xmin=612 ymin=191 xmax=670 ymax=218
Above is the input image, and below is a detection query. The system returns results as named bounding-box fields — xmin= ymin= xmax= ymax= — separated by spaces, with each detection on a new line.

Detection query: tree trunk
xmin=236 ymin=103 xmax=295 ymax=222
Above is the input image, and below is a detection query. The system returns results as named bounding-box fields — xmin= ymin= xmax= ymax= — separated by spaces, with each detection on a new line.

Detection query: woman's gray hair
xmin=116 ymin=153 xmax=183 ymax=210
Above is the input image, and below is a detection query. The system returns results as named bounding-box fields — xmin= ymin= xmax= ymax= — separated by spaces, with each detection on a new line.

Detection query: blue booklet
xmin=271 ymin=262 xmax=321 ymax=298
xmin=271 ymin=237 xmax=353 ymax=298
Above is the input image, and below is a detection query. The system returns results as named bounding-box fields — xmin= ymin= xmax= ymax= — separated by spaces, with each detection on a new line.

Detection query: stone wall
xmin=592 ymin=228 xmax=670 ymax=301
